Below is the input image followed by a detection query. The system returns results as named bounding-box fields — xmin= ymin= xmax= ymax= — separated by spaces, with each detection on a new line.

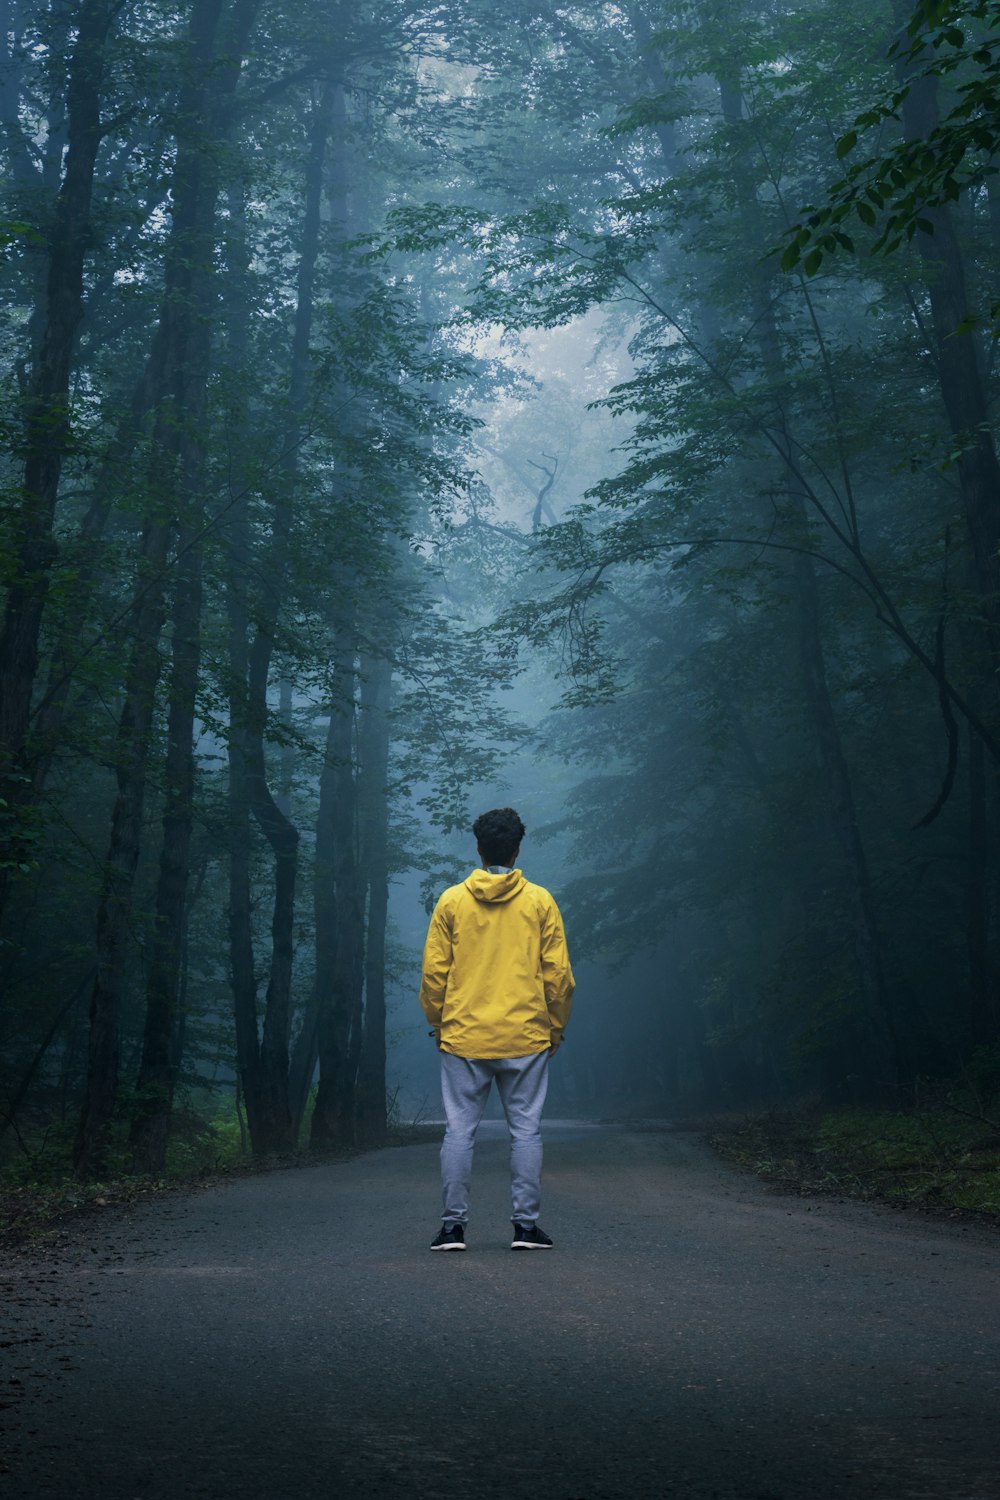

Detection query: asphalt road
xmin=1 ymin=1121 xmax=998 ymax=1500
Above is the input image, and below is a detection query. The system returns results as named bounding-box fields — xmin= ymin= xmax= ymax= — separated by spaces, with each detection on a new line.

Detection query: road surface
xmin=2 ymin=1121 xmax=998 ymax=1499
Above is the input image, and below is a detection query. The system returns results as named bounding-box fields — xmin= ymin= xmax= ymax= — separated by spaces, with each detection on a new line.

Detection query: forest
xmin=2 ymin=0 xmax=999 ymax=1183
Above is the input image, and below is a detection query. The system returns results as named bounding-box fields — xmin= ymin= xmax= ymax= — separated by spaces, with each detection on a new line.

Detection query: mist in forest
xmin=2 ymin=0 xmax=999 ymax=1180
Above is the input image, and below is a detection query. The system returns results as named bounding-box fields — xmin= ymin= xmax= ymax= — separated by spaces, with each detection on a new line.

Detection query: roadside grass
xmin=709 ymin=1089 xmax=1000 ymax=1220
xmin=0 ymin=1102 xmax=439 ymax=1254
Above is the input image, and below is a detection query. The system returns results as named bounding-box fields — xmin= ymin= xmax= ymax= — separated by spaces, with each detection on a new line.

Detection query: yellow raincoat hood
xmin=419 ymin=868 xmax=574 ymax=1059
xmin=463 ymin=868 xmax=527 ymax=904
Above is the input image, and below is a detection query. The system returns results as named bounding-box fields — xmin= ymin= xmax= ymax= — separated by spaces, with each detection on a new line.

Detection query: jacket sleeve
xmin=540 ymin=896 xmax=575 ymax=1033
xmin=418 ymin=895 xmax=453 ymax=1026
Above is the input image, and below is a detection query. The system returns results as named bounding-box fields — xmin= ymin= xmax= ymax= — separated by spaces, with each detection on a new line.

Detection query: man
xmin=419 ymin=806 xmax=575 ymax=1252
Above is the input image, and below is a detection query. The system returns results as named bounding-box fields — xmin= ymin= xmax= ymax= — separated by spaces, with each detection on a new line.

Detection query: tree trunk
xmin=218 ymin=182 xmax=264 ymax=1154
xmin=288 ymin=1009 xmax=320 ymax=1145
xmin=244 ymin=705 xmax=298 ymax=1153
xmin=357 ymin=653 xmax=392 ymax=1143
xmin=30 ymin=364 xmax=160 ymax=794
xmin=74 ymin=0 xmax=260 ymax=1176
xmin=310 ymin=677 xmax=342 ymax=1150
xmin=129 ymin=517 xmax=204 ymax=1172
xmin=717 ymin=72 xmax=901 ymax=1092
xmin=225 ymin=83 xmax=333 ymax=1156
xmin=0 ymin=0 xmax=118 ymax=892
xmin=966 ymin=722 xmax=996 ymax=1048
xmin=312 ymin=632 xmax=365 ymax=1150
xmin=893 ymin=19 xmax=1000 ymax=1050
xmin=792 ymin=550 xmax=901 ymax=1086
xmin=0 ymin=968 xmax=94 ymax=1152
xmin=226 ymin=515 xmax=264 ymax=1149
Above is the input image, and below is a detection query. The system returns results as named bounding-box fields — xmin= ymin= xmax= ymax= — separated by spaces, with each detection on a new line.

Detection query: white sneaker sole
xmin=511 ymin=1241 xmax=553 ymax=1250
xmin=430 ymin=1243 xmax=466 ymax=1251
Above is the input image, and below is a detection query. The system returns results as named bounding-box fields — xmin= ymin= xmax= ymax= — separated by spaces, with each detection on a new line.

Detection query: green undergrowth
xmin=709 ymin=1089 xmax=1000 ymax=1220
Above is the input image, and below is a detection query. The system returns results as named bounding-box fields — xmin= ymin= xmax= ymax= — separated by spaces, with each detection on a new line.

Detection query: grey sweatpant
xmin=439 ymin=1049 xmax=549 ymax=1227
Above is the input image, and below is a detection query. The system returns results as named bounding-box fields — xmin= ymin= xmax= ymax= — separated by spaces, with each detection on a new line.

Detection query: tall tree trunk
xmin=966 ymin=722 xmax=996 ymax=1048
xmin=791 ymin=550 xmax=901 ymax=1085
xmin=893 ymin=16 xmax=1000 ymax=1046
xmin=30 ymin=364 xmax=160 ymax=794
xmin=0 ymin=0 xmax=118 ymax=895
xmin=74 ymin=0 xmax=259 ymax=1175
xmin=225 ymin=83 xmax=333 ymax=1155
xmin=221 ymin=186 xmax=265 ymax=1155
xmin=226 ymin=547 xmax=266 ymax=1148
xmin=243 ymin=700 xmax=298 ymax=1153
xmin=717 ymin=72 xmax=900 ymax=1092
xmin=73 ymin=439 xmax=177 ymax=1175
xmin=129 ymin=515 xmax=204 ymax=1172
xmin=356 ymin=653 xmax=392 ymax=1143
xmin=310 ymin=674 xmax=343 ymax=1150
xmin=307 ymin=86 xmax=366 ymax=1148
xmin=312 ymin=632 xmax=365 ymax=1150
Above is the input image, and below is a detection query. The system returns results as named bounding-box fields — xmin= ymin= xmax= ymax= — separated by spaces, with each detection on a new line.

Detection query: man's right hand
xmin=548 ymin=1034 xmax=563 ymax=1057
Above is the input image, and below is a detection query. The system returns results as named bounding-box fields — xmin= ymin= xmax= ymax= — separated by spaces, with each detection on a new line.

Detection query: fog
xmin=1 ymin=0 xmax=998 ymax=1179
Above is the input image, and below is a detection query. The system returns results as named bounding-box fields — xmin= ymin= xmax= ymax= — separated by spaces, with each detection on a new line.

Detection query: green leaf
xmin=836 ymin=129 xmax=858 ymax=159
xmin=857 ymin=200 xmax=877 ymax=226
xmin=780 ymin=241 xmax=801 ymax=272
xmin=803 ymin=248 xmax=823 ymax=276
xmin=907 ymin=0 xmax=954 ymax=34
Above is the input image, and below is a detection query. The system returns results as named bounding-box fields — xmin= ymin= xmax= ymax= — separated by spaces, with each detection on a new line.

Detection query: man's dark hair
xmin=473 ymin=807 xmax=526 ymax=866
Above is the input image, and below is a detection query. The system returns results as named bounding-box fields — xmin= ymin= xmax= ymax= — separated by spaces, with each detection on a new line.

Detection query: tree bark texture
xmin=225 ymin=83 xmax=333 ymax=1155
xmin=966 ymin=723 xmax=996 ymax=1048
xmin=129 ymin=517 xmax=204 ymax=1172
xmin=241 ymin=86 xmax=334 ymax=1152
xmin=0 ymin=0 xmax=119 ymax=890
xmin=356 ymin=653 xmax=392 ymax=1143
xmin=892 ymin=7 xmax=1000 ymax=1050
xmin=312 ymin=633 xmax=365 ymax=1150
xmin=74 ymin=0 xmax=260 ymax=1175
xmin=221 ymin=186 xmax=266 ymax=1154
xmin=30 ymin=363 xmax=161 ymax=794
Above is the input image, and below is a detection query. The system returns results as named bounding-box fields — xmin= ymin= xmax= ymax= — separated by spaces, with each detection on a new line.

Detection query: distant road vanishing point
xmin=2 ymin=1121 xmax=998 ymax=1499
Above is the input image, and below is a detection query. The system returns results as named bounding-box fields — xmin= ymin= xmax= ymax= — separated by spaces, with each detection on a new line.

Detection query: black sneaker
xmin=511 ymin=1223 xmax=553 ymax=1250
xmin=430 ymin=1223 xmax=466 ymax=1251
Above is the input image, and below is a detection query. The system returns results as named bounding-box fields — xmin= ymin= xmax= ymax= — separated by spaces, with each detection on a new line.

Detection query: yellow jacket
xmin=419 ymin=868 xmax=575 ymax=1059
